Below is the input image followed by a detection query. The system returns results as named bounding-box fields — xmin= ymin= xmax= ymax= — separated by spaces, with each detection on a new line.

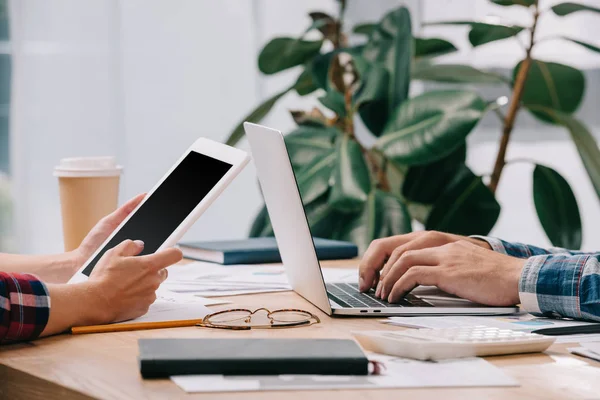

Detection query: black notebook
xmin=138 ymin=338 xmax=369 ymax=378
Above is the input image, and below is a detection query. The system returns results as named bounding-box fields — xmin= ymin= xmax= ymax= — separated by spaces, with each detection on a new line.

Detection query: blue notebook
xmin=177 ymin=237 xmax=358 ymax=265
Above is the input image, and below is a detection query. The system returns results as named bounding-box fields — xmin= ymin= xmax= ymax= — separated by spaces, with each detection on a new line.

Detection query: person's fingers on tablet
xmin=158 ymin=268 xmax=168 ymax=282
xmin=103 ymin=193 xmax=146 ymax=229
xmin=138 ymin=248 xmax=183 ymax=272
xmin=114 ymin=239 xmax=145 ymax=257
xmin=380 ymin=248 xmax=441 ymax=300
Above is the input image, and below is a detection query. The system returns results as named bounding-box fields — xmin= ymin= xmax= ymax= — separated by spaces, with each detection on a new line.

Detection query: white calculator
xmin=353 ymin=326 xmax=556 ymax=361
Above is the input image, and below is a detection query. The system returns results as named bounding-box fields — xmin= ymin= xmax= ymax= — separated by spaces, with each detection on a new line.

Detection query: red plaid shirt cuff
xmin=0 ymin=272 xmax=50 ymax=344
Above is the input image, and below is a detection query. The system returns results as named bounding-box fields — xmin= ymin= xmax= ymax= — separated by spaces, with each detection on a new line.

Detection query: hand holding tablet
xmin=68 ymin=137 xmax=250 ymax=284
xmin=55 ymin=137 xmax=249 ymax=329
xmin=83 ymin=239 xmax=182 ymax=324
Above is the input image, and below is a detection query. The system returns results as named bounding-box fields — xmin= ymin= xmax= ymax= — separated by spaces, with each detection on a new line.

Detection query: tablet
xmin=68 ymin=138 xmax=250 ymax=284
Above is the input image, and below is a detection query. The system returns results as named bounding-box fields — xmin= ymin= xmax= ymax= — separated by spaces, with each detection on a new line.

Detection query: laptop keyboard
xmin=326 ymin=282 xmax=433 ymax=308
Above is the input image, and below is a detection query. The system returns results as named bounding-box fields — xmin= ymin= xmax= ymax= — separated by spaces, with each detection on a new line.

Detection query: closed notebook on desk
xmin=138 ymin=338 xmax=369 ymax=378
xmin=177 ymin=237 xmax=358 ymax=264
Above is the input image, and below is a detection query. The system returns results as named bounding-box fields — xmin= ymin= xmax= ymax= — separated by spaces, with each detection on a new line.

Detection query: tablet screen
xmin=81 ymin=151 xmax=232 ymax=276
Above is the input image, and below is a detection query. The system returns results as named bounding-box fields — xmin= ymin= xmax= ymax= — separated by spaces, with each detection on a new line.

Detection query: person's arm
xmin=1 ymin=240 xmax=182 ymax=344
xmin=0 ymin=253 xmax=79 ymax=284
xmin=471 ymin=236 xmax=586 ymax=258
xmin=0 ymin=272 xmax=51 ymax=343
xmin=519 ymin=253 xmax=600 ymax=321
xmin=0 ymin=193 xmax=147 ymax=284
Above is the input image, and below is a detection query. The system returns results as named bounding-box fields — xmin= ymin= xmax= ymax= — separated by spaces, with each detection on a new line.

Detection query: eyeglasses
xmin=196 ymin=308 xmax=321 ymax=330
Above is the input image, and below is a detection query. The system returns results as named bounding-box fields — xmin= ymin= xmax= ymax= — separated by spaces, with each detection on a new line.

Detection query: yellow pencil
xmin=71 ymin=319 xmax=204 ymax=334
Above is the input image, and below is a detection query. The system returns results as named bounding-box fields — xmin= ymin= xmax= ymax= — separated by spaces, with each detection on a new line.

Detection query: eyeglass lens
xmin=206 ymin=309 xmax=314 ymax=327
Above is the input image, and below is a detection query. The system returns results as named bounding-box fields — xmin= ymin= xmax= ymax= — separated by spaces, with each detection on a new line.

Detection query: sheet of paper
xmin=171 ymin=354 xmax=518 ymax=393
xmin=165 ymin=261 xmax=360 ymax=297
xmin=167 ymin=261 xmax=286 ymax=281
xmin=168 ymin=287 xmax=290 ymax=297
xmin=321 ymin=268 xmax=358 ymax=283
xmin=385 ymin=315 xmax=594 ymax=333
xmin=155 ymin=287 xmax=230 ymax=306
xmin=582 ymin=341 xmax=600 ymax=353
xmin=113 ymin=288 xmax=223 ymax=325
xmin=556 ymin=334 xmax=600 ymax=344
xmin=569 ymin=347 xmax=600 ymax=362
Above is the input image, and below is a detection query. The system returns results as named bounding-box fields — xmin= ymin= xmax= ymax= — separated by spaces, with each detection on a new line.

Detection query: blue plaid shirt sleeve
xmin=470 ymin=236 xmax=585 ymax=258
xmin=472 ymin=236 xmax=600 ymax=321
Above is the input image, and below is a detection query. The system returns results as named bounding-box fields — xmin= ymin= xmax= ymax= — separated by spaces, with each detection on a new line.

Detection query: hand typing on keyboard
xmin=326 ymin=283 xmax=432 ymax=308
xmin=357 ymin=232 xmax=525 ymax=307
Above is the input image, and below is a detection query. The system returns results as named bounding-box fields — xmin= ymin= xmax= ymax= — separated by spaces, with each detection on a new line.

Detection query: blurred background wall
xmin=4 ymin=0 xmax=600 ymax=254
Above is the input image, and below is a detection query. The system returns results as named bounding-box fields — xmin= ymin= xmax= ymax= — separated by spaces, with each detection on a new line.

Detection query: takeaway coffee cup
xmin=54 ymin=157 xmax=122 ymax=251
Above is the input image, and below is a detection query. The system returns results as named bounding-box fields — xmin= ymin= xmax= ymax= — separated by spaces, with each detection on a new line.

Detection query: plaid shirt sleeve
xmin=471 ymin=236 xmax=585 ymax=258
xmin=0 ymin=272 xmax=51 ymax=343
xmin=472 ymin=236 xmax=599 ymax=321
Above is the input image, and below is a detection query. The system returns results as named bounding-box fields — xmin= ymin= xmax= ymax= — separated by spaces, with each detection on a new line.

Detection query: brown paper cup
xmin=54 ymin=157 xmax=122 ymax=251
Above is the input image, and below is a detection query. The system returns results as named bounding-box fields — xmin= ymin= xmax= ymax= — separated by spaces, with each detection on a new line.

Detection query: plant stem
xmin=334 ymin=0 xmax=347 ymax=49
xmin=365 ymin=149 xmax=390 ymax=192
xmin=344 ymin=90 xmax=355 ymax=137
xmin=488 ymin=1 xmax=540 ymax=194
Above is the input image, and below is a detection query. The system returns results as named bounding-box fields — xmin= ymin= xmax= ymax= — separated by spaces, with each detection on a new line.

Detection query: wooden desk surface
xmin=1 ymin=260 xmax=600 ymax=400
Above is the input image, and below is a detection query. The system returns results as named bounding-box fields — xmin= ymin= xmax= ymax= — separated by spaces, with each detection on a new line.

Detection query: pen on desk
xmin=532 ymin=323 xmax=600 ymax=336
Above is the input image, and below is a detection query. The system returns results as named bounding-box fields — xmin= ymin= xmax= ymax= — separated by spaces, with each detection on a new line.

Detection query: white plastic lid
xmin=53 ymin=156 xmax=123 ymax=178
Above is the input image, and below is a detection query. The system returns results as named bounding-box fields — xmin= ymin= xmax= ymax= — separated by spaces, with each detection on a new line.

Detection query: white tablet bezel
xmin=68 ymin=137 xmax=250 ymax=283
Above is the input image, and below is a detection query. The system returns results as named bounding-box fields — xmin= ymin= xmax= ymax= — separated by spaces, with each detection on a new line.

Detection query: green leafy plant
xmin=226 ymin=0 xmax=600 ymax=252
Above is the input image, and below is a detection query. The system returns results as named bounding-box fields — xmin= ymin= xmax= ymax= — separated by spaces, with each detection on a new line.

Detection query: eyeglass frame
xmin=196 ymin=307 xmax=321 ymax=330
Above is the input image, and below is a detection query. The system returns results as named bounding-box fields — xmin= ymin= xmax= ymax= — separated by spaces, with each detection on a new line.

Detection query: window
xmin=0 ymin=0 xmax=11 ymax=251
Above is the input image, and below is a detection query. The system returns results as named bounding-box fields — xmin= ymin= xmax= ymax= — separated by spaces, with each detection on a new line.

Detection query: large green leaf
xmin=337 ymin=189 xmax=412 ymax=254
xmin=318 ymin=89 xmax=346 ymax=116
xmin=225 ymin=87 xmax=291 ymax=146
xmin=552 ymin=2 xmax=600 ymax=16
xmin=311 ymin=51 xmax=336 ymax=89
xmin=329 ymin=136 xmax=371 ymax=212
xmin=296 ymin=151 xmax=337 ymax=205
xmin=354 ymin=62 xmax=390 ymax=136
xmin=426 ymin=166 xmax=500 ymax=235
xmin=385 ymin=157 xmax=408 ymax=196
xmin=426 ymin=21 xmax=524 ymax=47
xmin=402 ymin=144 xmax=466 ymax=204
xmin=533 ymin=165 xmax=582 ymax=249
xmin=258 ymin=37 xmax=323 ymax=75
xmin=533 ymin=108 xmax=600 ymax=203
xmin=305 ymin=192 xmax=344 ymax=238
xmin=375 ymin=90 xmax=486 ymax=166
xmin=362 ymin=7 xmax=412 ymax=114
xmin=285 ymin=126 xmax=339 ymax=169
xmin=353 ymin=23 xmax=376 ymax=36
xmin=307 ymin=12 xmax=337 ymax=41
xmin=248 ymin=205 xmax=273 ymax=237
xmin=558 ymin=36 xmax=600 ymax=54
xmin=491 ymin=0 xmax=535 ymax=6
xmin=412 ymin=63 xmax=508 ymax=84
xmin=560 ymin=115 xmax=600 ymax=203
xmin=294 ymin=66 xmax=319 ymax=96
xmin=250 ymin=193 xmax=342 ymax=239
xmin=311 ymin=47 xmax=365 ymax=90
xmin=517 ymin=59 xmax=585 ymax=123
xmin=415 ymin=37 xmax=458 ymax=58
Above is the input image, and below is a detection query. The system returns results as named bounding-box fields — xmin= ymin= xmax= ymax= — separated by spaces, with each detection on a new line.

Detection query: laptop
xmin=243 ymin=122 xmax=519 ymax=316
